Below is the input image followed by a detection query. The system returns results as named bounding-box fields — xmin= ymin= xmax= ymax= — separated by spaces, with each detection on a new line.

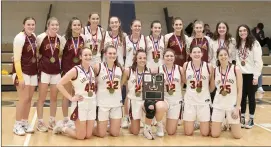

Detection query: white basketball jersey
xmin=124 ymin=35 xmax=146 ymax=68
xmin=159 ymin=64 xmax=183 ymax=103
xmin=71 ymin=65 xmax=96 ymax=99
xmin=83 ymin=26 xmax=103 ymax=64
xmin=146 ymin=35 xmax=165 ymax=69
xmin=213 ymin=65 xmax=237 ymax=110
xmin=127 ymin=68 xmax=150 ymax=101
xmin=96 ymin=62 xmax=123 ymax=107
xmin=103 ymin=31 xmax=124 ymax=66
xmin=184 ymin=61 xmax=211 ymax=105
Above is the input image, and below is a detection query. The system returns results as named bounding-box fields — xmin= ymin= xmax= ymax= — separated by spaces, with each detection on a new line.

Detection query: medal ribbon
xmin=174 ymin=35 xmax=183 ymax=53
xmin=72 ymin=36 xmax=80 ymax=56
xmin=163 ymin=64 xmax=175 ymax=87
xmin=78 ymin=65 xmax=93 ymax=89
xmin=131 ymin=35 xmax=140 ymax=52
xmin=191 ymin=62 xmax=203 ymax=85
xmin=220 ymin=64 xmax=230 ymax=88
xmin=104 ymin=62 xmax=116 ymax=87
xmin=91 ymin=27 xmax=98 ymax=47
xmin=25 ymin=33 xmax=36 ymax=56
xmin=151 ymin=35 xmax=160 ymax=58
xmin=136 ymin=68 xmax=145 ymax=89
xmin=112 ymin=35 xmax=119 ymax=48
xmin=240 ymin=45 xmax=248 ymax=61
xmin=195 ymin=37 xmax=204 ymax=47
xmin=47 ymin=35 xmax=57 ymax=57
xmin=218 ymin=39 xmax=225 ymax=48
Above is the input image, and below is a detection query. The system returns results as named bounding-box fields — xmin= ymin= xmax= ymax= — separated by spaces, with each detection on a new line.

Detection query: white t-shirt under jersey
xmin=96 ymin=62 xmax=123 ymax=107
xmin=213 ymin=64 xmax=237 ymax=110
xmin=184 ymin=61 xmax=211 ymax=105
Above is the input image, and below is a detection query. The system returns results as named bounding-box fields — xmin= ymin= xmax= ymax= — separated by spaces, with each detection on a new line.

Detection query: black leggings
xmin=241 ymin=74 xmax=258 ymax=115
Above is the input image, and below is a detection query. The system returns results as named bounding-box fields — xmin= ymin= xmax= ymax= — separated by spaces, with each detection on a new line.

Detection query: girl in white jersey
xmin=236 ymin=24 xmax=263 ymax=129
xmin=146 ymin=20 xmax=165 ymax=69
xmin=101 ymin=16 xmax=126 ymax=67
xmin=210 ymin=48 xmax=242 ymax=139
xmin=183 ymin=46 xmax=213 ymax=136
xmin=82 ymin=12 xmax=104 ymax=66
xmin=124 ymin=19 xmax=146 ymax=68
xmin=158 ymin=49 xmax=185 ymax=135
xmin=36 ymin=17 xmax=62 ymax=132
xmin=54 ymin=47 xmax=96 ymax=139
xmin=12 ymin=17 xmax=37 ymax=135
xmin=93 ymin=45 xmax=123 ymax=137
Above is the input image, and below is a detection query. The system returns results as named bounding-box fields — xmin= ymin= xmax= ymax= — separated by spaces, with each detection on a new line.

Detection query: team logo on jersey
xmin=201 ymin=42 xmax=207 ymax=50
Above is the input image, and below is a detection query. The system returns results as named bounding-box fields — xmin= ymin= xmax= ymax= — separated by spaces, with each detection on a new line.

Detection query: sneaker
xmin=121 ymin=117 xmax=129 ymax=129
xmin=13 ymin=124 xmax=26 ymax=136
xmin=37 ymin=121 xmax=48 ymax=132
xmin=194 ymin=122 xmax=200 ymax=130
xmin=140 ymin=121 xmax=144 ymax=128
xmin=240 ymin=117 xmax=246 ymax=128
xmin=257 ymin=87 xmax=265 ymax=93
xmin=245 ymin=118 xmax=254 ymax=129
xmin=22 ymin=123 xmax=34 ymax=133
xmin=221 ymin=123 xmax=229 ymax=131
xmin=156 ymin=122 xmax=164 ymax=137
xmin=151 ymin=118 xmax=157 ymax=126
xmin=143 ymin=125 xmax=155 ymax=140
xmin=64 ymin=120 xmax=75 ymax=129
xmin=53 ymin=121 xmax=64 ymax=134
xmin=48 ymin=120 xmax=56 ymax=130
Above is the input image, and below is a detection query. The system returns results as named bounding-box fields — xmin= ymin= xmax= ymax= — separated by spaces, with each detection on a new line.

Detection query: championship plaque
xmin=142 ymin=73 xmax=164 ymax=101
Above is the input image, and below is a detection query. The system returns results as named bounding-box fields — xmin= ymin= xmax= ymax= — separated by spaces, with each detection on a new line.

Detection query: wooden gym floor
xmin=2 ymin=91 xmax=271 ymax=146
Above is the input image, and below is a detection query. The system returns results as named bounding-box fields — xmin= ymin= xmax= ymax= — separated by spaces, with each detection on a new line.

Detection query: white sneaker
xmin=156 ymin=121 xmax=164 ymax=137
xmin=257 ymin=87 xmax=265 ymax=93
xmin=13 ymin=124 xmax=26 ymax=136
xmin=121 ymin=117 xmax=129 ymax=129
xmin=64 ymin=120 xmax=75 ymax=129
xmin=143 ymin=125 xmax=155 ymax=140
xmin=22 ymin=123 xmax=34 ymax=133
xmin=48 ymin=120 xmax=56 ymax=130
xmin=53 ymin=121 xmax=64 ymax=134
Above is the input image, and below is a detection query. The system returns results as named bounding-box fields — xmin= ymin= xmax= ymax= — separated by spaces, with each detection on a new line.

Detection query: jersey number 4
xmin=106 ymin=81 xmax=119 ymax=89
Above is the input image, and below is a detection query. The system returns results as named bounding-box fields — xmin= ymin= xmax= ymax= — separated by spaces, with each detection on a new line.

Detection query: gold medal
xmin=221 ymin=90 xmax=228 ymax=96
xmin=135 ymin=91 xmax=141 ymax=97
xmin=154 ymin=58 xmax=159 ymax=63
xmin=31 ymin=57 xmax=36 ymax=63
xmin=88 ymin=91 xmax=93 ymax=97
xmin=50 ymin=57 xmax=55 ymax=63
xmin=73 ymin=57 xmax=79 ymax=64
xmin=109 ymin=88 xmax=115 ymax=94
xmin=241 ymin=61 xmax=245 ymax=66
xmin=168 ymin=89 xmax=174 ymax=95
xmin=196 ymin=87 xmax=202 ymax=93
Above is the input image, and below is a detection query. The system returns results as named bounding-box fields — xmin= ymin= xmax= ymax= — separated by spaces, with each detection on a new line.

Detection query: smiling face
xmin=217 ymin=48 xmax=229 ymax=64
xmin=173 ymin=19 xmax=183 ymax=33
xmin=80 ymin=48 xmax=92 ymax=65
xmin=151 ymin=22 xmax=161 ymax=36
xmin=163 ymin=50 xmax=175 ymax=65
xmin=239 ymin=26 xmax=248 ymax=40
xmin=194 ymin=23 xmax=204 ymax=36
xmin=89 ymin=13 xmax=100 ymax=26
xmin=23 ymin=19 xmax=35 ymax=35
xmin=105 ymin=46 xmax=117 ymax=63
xmin=131 ymin=20 xmax=141 ymax=35
xmin=217 ymin=23 xmax=227 ymax=36
xmin=47 ymin=19 xmax=59 ymax=34
xmin=190 ymin=47 xmax=202 ymax=61
xmin=71 ymin=19 xmax=82 ymax=34
xmin=109 ymin=17 xmax=120 ymax=31
xmin=135 ymin=52 xmax=147 ymax=68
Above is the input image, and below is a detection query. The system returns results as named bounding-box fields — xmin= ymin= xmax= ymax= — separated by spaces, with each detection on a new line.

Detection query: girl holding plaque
xmin=182 ymin=46 xmax=213 ymax=136
xmin=146 ymin=20 xmax=165 ymax=69
xmin=187 ymin=20 xmax=213 ymax=63
xmin=12 ymin=17 xmax=37 ymax=135
xmin=158 ymin=49 xmax=185 ymax=135
xmin=210 ymin=48 xmax=242 ymax=139
xmin=36 ymin=17 xmax=62 ymax=132
xmin=165 ymin=17 xmax=188 ymax=67
xmin=211 ymin=22 xmax=236 ymax=67
xmin=124 ymin=19 xmax=146 ymax=68
xmin=93 ymin=45 xmax=123 ymax=138
xmin=54 ymin=47 xmax=96 ymax=140
xmin=60 ymin=17 xmax=87 ymax=125
xmin=236 ymin=25 xmax=263 ymax=129
xmin=82 ymin=13 xmax=104 ymax=66
xmin=101 ymin=16 xmax=126 ymax=67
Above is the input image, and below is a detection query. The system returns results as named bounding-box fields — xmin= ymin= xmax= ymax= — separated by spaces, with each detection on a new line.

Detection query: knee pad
xmin=144 ymin=100 xmax=156 ymax=119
